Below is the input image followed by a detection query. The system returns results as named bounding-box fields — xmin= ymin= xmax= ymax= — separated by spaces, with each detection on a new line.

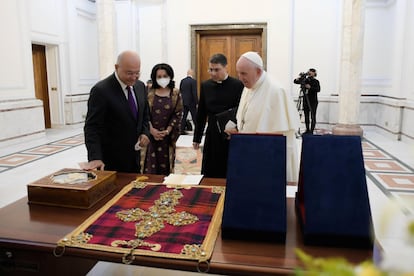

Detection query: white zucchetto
xmin=241 ymin=51 xmax=263 ymax=68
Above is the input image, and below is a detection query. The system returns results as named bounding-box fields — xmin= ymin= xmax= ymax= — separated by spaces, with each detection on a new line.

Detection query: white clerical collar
xmin=216 ymin=74 xmax=229 ymax=84
xmin=250 ymin=71 xmax=266 ymax=91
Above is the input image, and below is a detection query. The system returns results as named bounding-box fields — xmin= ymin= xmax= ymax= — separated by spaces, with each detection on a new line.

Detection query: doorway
xmin=32 ymin=44 xmax=51 ymax=128
xmin=191 ymin=23 xmax=267 ymax=91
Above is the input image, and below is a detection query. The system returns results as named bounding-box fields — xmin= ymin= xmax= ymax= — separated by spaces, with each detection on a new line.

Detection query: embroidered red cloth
xmin=58 ymin=182 xmax=224 ymax=262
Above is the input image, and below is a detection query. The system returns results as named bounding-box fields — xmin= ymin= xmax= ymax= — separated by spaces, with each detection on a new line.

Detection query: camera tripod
xmin=296 ymin=87 xmax=313 ymax=137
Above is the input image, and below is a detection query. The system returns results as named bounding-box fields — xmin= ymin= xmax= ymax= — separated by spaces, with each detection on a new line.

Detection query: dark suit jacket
xmin=84 ymin=73 xmax=150 ymax=173
xmin=179 ymin=76 xmax=198 ymax=107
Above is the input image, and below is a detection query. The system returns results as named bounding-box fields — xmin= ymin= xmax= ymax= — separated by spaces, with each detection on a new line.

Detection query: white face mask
xmin=156 ymin=77 xmax=170 ymax=88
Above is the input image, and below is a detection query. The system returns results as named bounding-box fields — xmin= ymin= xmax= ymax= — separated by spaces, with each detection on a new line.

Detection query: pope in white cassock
xmin=231 ymin=51 xmax=300 ymax=183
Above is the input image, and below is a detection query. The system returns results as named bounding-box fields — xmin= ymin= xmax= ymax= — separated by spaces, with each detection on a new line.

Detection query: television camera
xmin=295 ymin=71 xmax=312 ymax=137
xmin=297 ymin=72 xmax=310 ymax=88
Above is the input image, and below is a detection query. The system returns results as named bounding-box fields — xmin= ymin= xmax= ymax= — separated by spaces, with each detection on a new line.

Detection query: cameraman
xmin=294 ymin=68 xmax=320 ymax=134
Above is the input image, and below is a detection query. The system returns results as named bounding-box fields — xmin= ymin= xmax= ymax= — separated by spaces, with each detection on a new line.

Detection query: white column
xmin=96 ymin=0 xmax=116 ymax=79
xmin=391 ymin=0 xmax=410 ymax=99
xmin=333 ymin=0 xmax=365 ymax=136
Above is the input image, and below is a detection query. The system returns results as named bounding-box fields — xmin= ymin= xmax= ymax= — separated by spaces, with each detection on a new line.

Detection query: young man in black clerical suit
xmin=179 ymin=69 xmax=198 ymax=134
xmin=82 ymin=50 xmax=150 ymax=173
xmin=192 ymin=53 xmax=244 ymax=178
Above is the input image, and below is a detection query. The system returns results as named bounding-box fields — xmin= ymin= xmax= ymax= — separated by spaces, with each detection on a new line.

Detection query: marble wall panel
xmin=0 ymin=99 xmax=45 ymax=142
xmin=64 ymin=95 xmax=89 ymax=125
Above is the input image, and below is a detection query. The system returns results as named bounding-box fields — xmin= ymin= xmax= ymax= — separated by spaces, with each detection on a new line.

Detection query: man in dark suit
xmin=82 ymin=50 xmax=150 ymax=173
xmin=179 ymin=69 xmax=198 ymax=134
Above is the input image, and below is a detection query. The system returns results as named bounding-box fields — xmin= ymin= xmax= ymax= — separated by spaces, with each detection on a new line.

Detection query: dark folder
xmin=215 ymin=108 xmax=237 ymax=136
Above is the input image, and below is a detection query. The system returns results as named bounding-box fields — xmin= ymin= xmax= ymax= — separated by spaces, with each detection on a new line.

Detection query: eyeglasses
xmin=125 ymin=71 xmax=140 ymax=77
xmin=207 ymin=67 xmax=223 ymax=73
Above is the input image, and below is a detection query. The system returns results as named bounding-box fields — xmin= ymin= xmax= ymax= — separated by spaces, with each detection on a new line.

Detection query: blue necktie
xmin=127 ymin=86 xmax=138 ymax=119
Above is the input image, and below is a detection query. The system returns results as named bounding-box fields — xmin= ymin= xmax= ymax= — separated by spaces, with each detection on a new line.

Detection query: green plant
xmin=294 ymin=249 xmax=384 ymax=276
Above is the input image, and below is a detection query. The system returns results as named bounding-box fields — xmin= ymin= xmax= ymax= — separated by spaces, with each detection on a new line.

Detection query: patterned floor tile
xmin=363 ymin=149 xmax=392 ymax=160
xmin=362 ymin=141 xmax=377 ymax=150
xmin=51 ymin=135 xmax=84 ymax=146
xmin=0 ymin=153 xmax=41 ymax=167
xmin=370 ymin=172 xmax=414 ymax=191
xmin=364 ymin=160 xmax=412 ymax=173
xmin=361 ymin=139 xmax=413 ymax=214
xmin=22 ymin=145 xmax=69 ymax=155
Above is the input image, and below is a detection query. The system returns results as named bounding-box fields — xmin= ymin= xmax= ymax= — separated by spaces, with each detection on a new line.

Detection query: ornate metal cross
xmin=116 ymin=188 xmax=199 ymax=239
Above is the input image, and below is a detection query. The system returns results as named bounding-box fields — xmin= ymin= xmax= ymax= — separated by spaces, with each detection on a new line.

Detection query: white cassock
xmin=236 ymin=71 xmax=300 ymax=183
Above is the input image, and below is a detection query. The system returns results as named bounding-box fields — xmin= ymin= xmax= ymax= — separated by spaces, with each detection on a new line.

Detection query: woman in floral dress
xmin=144 ymin=63 xmax=183 ymax=175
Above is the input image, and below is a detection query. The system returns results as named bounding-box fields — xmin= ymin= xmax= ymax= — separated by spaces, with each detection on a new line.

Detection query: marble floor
xmin=0 ymin=127 xmax=413 ymax=274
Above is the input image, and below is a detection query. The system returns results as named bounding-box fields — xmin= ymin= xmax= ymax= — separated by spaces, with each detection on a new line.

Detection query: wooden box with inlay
xmin=27 ymin=168 xmax=117 ymax=209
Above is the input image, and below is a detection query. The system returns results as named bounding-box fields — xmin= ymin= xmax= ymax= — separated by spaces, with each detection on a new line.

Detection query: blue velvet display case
xmin=295 ymin=135 xmax=374 ymax=248
xmin=221 ymin=134 xmax=287 ymax=243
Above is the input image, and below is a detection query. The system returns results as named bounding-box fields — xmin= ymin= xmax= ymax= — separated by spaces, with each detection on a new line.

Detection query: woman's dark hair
xmin=209 ymin=53 xmax=227 ymax=66
xmin=150 ymin=63 xmax=175 ymax=89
